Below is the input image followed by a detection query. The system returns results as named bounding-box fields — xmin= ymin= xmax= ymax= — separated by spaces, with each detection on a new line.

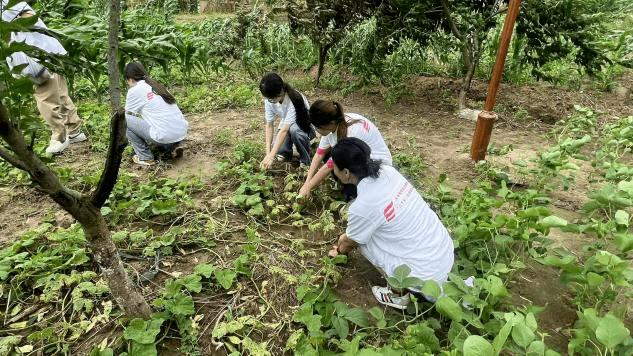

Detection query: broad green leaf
xmin=613 ymin=232 xmax=633 ymax=253
xmin=484 ymin=275 xmax=508 ymax=298
xmin=617 ymin=180 xmax=633 ymax=196
xmin=123 ymin=318 xmax=165 ymax=344
xmin=586 ymin=272 xmax=605 ymax=287
xmin=90 ymin=347 xmax=114 ymax=356
xmin=342 ymin=308 xmax=369 ymax=327
xmin=435 ymin=297 xmax=463 ymax=322
xmin=214 ymin=269 xmax=237 ymax=290
xmin=332 ymin=316 xmax=349 ymax=339
xmin=615 ymin=210 xmax=630 ymax=226
xmin=541 ymin=216 xmax=568 ymax=227
xmin=128 ymin=341 xmax=157 ymax=356
xmin=463 ymin=335 xmax=494 ymax=356
xmin=526 ymin=340 xmax=545 ymax=356
xmin=422 ymin=280 xmax=442 ymax=299
xmin=195 ymin=264 xmax=216 ymax=278
xmin=512 ymin=322 xmax=535 ymax=348
xmin=165 ymin=293 xmax=194 ymax=316
xmin=387 ymin=264 xmax=412 ymax=289
xmin=292 ymin=304 xmax=322 ymax=335
xmin=248 ymin=203 xmax=265 ymax=216
xmin=595 ymin=314 xmax=630 ymax=349
xmin=180 ymin=275 xmax=202 ymax=293
xmin=525 ymin=313 xmax=538 ymax=332
xmin=492 ymin=316 xmax=514 ymax=354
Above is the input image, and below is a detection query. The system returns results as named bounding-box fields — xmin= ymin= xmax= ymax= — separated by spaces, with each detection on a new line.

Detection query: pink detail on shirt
xmin=383 ymin=201 xmax=396 ymax=222
xmin=147 ymin=92 xmax=155 ymax=100
xmin=362 ymin=120 xmax=369 ymax=132
xmin=326 ymin=159 xmax=334 ymax=168
xmin=317 ymin=147 xmax=326 ymax=156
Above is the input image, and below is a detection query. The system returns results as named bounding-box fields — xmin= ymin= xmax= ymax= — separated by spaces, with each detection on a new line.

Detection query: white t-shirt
xmin=317 ymin=113 xmax=392 ymax=168
xmin=263 ymin=92 xmax=310 ymax=130
xmin=125 ymin=80 xmax=188 ymax=144
xmin=2 ymin=0 xmax=67 ymax=78
xmin=346 ymin=165 xmax=454 ymax=284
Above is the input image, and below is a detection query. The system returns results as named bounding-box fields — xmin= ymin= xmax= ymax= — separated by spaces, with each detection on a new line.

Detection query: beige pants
xmin=33 ymin=73 xmax=81 ymax=142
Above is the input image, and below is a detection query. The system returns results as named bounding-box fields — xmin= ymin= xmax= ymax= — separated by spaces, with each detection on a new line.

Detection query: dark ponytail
xmin=331 ymin=137 xmax=382 ymax=181
xmin=284 ymin=83 xmax=311 ymax=133
xmin=125 ymin=62 xmax=176 ymax=105
xmin=260 ymin=72 xmax=311 ymax=133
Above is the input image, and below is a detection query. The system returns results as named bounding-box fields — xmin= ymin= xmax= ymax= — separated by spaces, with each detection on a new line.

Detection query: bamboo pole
xmin=470 ymin=0 xmax=522 ymax=161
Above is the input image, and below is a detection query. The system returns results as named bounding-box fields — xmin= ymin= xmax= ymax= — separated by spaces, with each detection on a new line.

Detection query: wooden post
xmin=470 ymin=0 xmax=522 ymax=161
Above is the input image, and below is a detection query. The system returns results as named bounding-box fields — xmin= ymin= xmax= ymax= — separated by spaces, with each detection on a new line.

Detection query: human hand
xmin=328 ymin=246 xmax=339 ymax=258
xmin=299 ymin=183 xmax=312 ymax=198
xmin=260 ymin=154 xmax=274 ymax=170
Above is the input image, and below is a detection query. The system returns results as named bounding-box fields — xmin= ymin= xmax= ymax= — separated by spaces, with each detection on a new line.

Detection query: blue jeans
xmin=277 ymin=123 xmax=315 ymax=166
xmin=126 ymin=115 xmax=180 ymax=161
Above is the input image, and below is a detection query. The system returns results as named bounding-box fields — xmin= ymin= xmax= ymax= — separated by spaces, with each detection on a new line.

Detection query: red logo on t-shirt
xmin=383 ymin=201 xmax=396 ymax=222
xmin=147 ymin=92 xmax=155 ymax=100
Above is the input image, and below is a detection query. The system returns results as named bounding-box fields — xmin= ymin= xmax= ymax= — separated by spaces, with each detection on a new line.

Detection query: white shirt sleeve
xmin=346 ymin=208 xmax=381 ymax=245
xmin=281 ymin=96 xmax=297 ymax=126
xmin=6 ymin=51 xmax=43 ymax=77
xmin=125 ymin=85 xmax=147 ymax=114
xmin=264 ymin=100 xmax=276 ymax=123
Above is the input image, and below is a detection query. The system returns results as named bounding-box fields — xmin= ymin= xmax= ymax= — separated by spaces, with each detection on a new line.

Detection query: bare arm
xmin=264 ymin=121 xmax=274 ymax=155
xmin=328 ymin=233 xmax=358 ymax=257
xmin=306 ymin=149 xmax=328 ymax=181
xmin=261 ymin=123 xmax=290 ymax=170
xmin=299 ymin=162 xmax=333 ymax=197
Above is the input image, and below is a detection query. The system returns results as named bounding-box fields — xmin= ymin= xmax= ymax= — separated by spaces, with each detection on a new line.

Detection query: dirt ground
xmin=1 ymin=74 xmax=632 ymax=354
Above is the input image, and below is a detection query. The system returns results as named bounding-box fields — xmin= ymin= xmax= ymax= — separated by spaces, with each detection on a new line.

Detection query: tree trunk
xmin=458 ymin=33 xmax=479 ymax=110
xmin=440 ymin=0 xmax=480 ymax=110
xmin=315 ymin=43 xmax=331 ymax=88
xmin=79 ymin=203 xmax=152 ymax=318
xmin=107 ymin=0 xmax=122 ymax=111
xmin=0 ymin=104 xmax=151 ymax=319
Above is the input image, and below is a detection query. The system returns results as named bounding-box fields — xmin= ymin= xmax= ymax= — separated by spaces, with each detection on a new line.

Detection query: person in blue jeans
xmin=124 ymin=62 xmax=188 ymax=166
xmin=259 ymin=73 xmax=314 ymax=170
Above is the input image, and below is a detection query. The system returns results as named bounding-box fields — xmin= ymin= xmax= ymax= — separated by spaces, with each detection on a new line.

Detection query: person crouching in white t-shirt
xmin=299 ymin=100 xmax=392 ymax=201
xmin=259 ymin=73 xmax=314 ymax=171
xmin=327 ymin=137 xmax=455 ymax=310
xmin=124 ymin=62 xmax=188 ymax=166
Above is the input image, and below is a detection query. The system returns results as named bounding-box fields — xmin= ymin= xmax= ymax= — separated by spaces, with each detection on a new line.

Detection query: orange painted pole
xmin=470 ymin=0 xmax=522 ymax=161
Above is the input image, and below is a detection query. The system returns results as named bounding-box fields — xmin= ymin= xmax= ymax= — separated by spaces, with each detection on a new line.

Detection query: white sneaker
xmin=276 ymin=154 xmax=288 ymax=162
xmin=68 ymin=132 xmax=87 ymax=144
xmin=46 ymin=139 xmax=69 ymax=154
xmin=372 ymin=286 xmax=410 ymax=310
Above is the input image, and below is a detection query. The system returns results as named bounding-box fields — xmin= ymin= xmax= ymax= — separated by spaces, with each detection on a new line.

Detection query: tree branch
xmin=0 ymin=146 xmax=28 ymax=171
xmin=0 ymin=102 xmax=85 ymax=214
xmin=91 ymin=109 xmax=127 ymax=208
xmin=440 ymin=0 xmax=464 ymax=41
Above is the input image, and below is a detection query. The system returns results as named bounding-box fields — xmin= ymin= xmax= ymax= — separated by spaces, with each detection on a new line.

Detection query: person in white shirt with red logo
xmin=124 ymin=62 xmax=188 ymax=166
xmin=299 ymin=100 xmax=392 ymax=200
xmin=327 ymin=137 xmax=454 ymax=310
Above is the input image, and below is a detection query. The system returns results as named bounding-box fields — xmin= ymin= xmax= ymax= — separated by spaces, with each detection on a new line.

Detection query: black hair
xmin=125 ymin=62 xmax=176 ymax=105
xmin=331 ymin=137 xmax=382 ymax=181
xmin=259 ymin=72 xmax=311 ymax=133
